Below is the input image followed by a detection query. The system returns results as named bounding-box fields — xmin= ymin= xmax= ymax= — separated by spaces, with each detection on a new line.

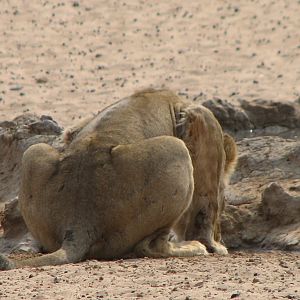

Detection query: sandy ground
xmin=1 ymin=0 xmax=300 ymax=128
xmin=0 ymin=0 xmax=300 ymax=299
xmin=0 ymin=251 xmax=299 ymax=299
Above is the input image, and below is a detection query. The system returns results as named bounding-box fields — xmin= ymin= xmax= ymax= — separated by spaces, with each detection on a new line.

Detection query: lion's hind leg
xmin=134 ymin=229 xmax=208 ymax=258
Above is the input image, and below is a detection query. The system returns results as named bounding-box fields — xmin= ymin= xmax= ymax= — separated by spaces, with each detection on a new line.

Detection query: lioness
xmin=0 ymin=89 xmax=236 ymax=270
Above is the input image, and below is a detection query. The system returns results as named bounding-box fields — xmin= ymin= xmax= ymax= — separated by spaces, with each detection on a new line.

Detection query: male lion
xmin=0 ymin=89 xmax=236 ymax=270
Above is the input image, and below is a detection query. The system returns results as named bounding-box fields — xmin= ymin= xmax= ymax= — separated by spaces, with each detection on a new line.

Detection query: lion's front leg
xmin=194 ymin=197 xmax=228 ymax=255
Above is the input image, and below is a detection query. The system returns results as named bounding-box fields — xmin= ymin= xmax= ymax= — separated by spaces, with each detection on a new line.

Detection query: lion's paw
xmin=173 ymin=240 xmax=209 ymax=256
xmin=208 ymin=242 xmax=228 ymax=255
xmin=189 ymin=241 xmax=209 ymax=256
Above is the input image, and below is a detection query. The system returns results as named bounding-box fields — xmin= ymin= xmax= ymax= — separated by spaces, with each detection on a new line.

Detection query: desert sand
xmin=0 ymin=0 xmax=300 ymax=299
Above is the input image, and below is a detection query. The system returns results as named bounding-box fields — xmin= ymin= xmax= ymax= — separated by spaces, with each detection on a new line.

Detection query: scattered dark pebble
xmin=35 ymin=77 xmax=48 ymax=84
xmin=53 ymin=277 xmax=60 ymax=283
xmin=231 ymin=291 xmax=241 ymax=298
xmin=9 ymin=85 xmax=23 ymax=91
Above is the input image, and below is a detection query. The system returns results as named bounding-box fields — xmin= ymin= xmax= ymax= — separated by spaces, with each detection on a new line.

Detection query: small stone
xmin=9 ymin=85 xmax=23 ymax=91
xmin=194 ymin=281 xmax=204 ymax=288
xmin=252 ymin=278 xmax=260 ymax=283
xmin=53 ymin=277 xmax=60 ymax=283
xmin=231 ymin=291 xmax=241 ymax=298
xmin=35 ymin=77 xmax=48 ymax=84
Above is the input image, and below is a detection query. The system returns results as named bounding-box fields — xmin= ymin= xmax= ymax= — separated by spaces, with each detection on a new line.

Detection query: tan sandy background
xmin=0 ymin=0 xmax=300 ymax=299
xmin=1 ymin=0 xmax=299 ymax=128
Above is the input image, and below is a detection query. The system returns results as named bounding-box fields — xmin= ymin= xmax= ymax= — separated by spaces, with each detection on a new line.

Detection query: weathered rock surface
xmin=0 ymin=114 xmax=63 ymax=203
xmin=0 ymin=100 xmax=299 ymax=253
xmin=225 ymin=135 xmax=300 ymax=205
xmin=0 ymin=114 xmax=63 ymax=253
xmin=240 ymin=99 xmax=300 ymax=129
xmin=0 ymin=198 xmax=39 ymax=253
xmin=222 ymin=183 xmax=300 ymax=250
xmin=201 ymin=98 xmax=252 ymax=132
xmin=201 ymin=97 xmax=300 ymax=139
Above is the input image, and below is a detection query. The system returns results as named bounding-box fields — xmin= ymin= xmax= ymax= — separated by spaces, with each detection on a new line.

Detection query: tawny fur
xmin=223 ymin=133 xmax=238 ymax=183
xmin=0 ymin=89 xmax=237 ymax=270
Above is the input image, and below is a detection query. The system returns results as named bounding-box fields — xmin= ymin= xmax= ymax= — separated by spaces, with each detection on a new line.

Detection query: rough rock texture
xmin=201 ymin=98 xmax=252 ymax=132
xmin=0 ymin=100 xmax=299 ymax=254
xmin=0 ymin=114 xmax=63 ymax=203
xmin=201 ymin=98 xmax=300 ymax=139
xmin=222 ymin=183 xmax=300 ymax=250
xmin=226 ymin=135 xmax=300 ymax=203
xmin=0 ymin=197 xmax=39 ymax=254
xmin=240 ymin=99 xmax=300 ymax=129
xmin=0 ymin=114 xmax=63 ymax=253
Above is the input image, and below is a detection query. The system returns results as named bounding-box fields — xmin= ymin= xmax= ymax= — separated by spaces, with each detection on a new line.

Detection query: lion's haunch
xmin=0 ymin=89 xmax=237 ymax=270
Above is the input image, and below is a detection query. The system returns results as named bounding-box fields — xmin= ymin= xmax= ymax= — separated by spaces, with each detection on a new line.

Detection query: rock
xmin=0 ymin=197 xmax=40 ymax=254
xmin=1 ymin=197 xmax=26 ymax=239
xmin=53 ymin=277 xmax=60 ymax=283
xmin=35 ymin=77 xmax=48 ymax=84
xmin=252 ymin=278 xmax=260 ymax=283
xmin=28 ymin=119 xmax=62 ymax=135
xmin=0 ymin=114 xmax=63 ymax=203
xmin=198 ymin=98 xmax=300 ymax=138
xmin=230 ymin=291 xmax=241 ymax=298
xmin=232 ymin=136 xmax=300 ymax=184
xmin=262 ymin=182 xmax=300 ymax=225
xmin=222 ymin=182 xmax=300 ymax=251
xmin=0 ymin=121 xmax=17 ymax=129
xmin=201 ymin=98 xmax=252 ymax=131
xmin=9 ymin=85 xmax=23 ymax=91
xmin=240 ymin=99 xmax=300 ymax=129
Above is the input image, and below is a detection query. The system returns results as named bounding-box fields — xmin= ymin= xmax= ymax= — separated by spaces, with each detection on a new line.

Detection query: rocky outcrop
xmin=0 ymin=114 xmax=63 ymax=253
xmin=201 ymin=97 xmax=300 ymax=139
xmin=240 ymin=99 xmax=300 ymax=129
xmin=201 ymin=98 xmax=252 ymax=132
xmin=0 ymin=114 xmax=63 ymax=203
xmin=222 ymin=183 xmax=300 ymax=250
xmin=0 ymin=197 xmax=40 ymax=253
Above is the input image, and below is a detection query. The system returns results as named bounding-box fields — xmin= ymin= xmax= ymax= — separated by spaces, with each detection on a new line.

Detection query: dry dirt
xmin=0 ymin=0 xmax=300 ymax=299
xmin=0 ymin=252 xmax=299 ymax=300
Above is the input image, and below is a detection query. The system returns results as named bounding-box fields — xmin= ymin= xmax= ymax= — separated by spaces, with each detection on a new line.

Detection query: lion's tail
xmin=0 ymin=233 xmax=88 ymax=270
xmin=223 ymin=133 xmax=238 ymax=182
